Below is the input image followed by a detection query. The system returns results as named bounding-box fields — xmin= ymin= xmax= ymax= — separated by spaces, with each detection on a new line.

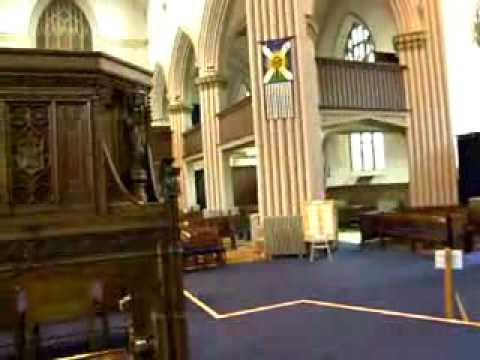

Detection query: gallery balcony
xmin=317 ymin=58 xmax=407 ymax=112
xmin=183 ymin=124 xmax=203 ymax=158
xmin=218 ymin=96 xmax=254 ymax=147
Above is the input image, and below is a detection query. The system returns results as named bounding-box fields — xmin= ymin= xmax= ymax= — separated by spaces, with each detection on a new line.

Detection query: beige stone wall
xmin=325 ymin=131 xmax=409 ymax=187
xmin=0 ymin=0 xmax=150 ymax=68
xmin=441 ymin=0 xmax=480 ymax=136
xmin=316 ymin=0 xmax=397 ymax=58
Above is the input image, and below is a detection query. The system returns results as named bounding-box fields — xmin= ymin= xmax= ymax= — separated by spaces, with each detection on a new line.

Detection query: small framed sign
xmin=435 ymin=250 xmax=463 ymax=270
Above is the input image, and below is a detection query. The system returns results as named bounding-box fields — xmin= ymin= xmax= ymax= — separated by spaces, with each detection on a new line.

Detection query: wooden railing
xmin=317 ymin=58 xmax=407 ymax=111
xmin=218 ymin=96 xmax=254 ymax=145
xmin=183 ymin=125 xmax=203 ymax=158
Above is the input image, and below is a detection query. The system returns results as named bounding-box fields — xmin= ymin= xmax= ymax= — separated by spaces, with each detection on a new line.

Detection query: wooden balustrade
xmin=317 ymin=58 xmax=407 ymax=112
xmin=183 ymin=125 xmax=203 ymax=158
xmin=218 ymin=96 xmax=254 ymax=145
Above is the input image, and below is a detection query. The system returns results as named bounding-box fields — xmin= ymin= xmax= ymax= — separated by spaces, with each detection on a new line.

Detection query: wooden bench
xmin=360 ymin=207 xmax=469 ymax=251
xmin=181 ymin=225 xmax=226 ymax=271
xmin=181 ymin=213 xmax=243 ymax=249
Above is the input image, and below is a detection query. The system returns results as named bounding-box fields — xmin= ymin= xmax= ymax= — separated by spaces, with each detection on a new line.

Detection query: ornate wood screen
xmin=8 ymin=101 xmax=94 ymax=209
xmin=36 ymin=0 xmax=93 ymax=51
xmin=9 ymin=103 xmax=52 ymax=205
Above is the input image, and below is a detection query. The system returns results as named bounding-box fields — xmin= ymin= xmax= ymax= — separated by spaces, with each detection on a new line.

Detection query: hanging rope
xmin=147 ymin=144 xmax=163 ymax=203
xmin=455 ymin=291 xmax=471 ymax=322
xmin=101 ymin=140 xmax=144 ymax=206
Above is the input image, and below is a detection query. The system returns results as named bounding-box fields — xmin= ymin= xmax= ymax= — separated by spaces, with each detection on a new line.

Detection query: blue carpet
xmin=185 ymin=246 xmax=480 ymax=359
xmin=187 ymin=302 xmax=479 ymax=360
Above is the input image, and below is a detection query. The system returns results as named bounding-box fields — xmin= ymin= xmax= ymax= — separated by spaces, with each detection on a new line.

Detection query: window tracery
xmin=37 ymin=0 xmax=92 ymax=51
xmin=345 ymin=23 xmax=375 ymax=62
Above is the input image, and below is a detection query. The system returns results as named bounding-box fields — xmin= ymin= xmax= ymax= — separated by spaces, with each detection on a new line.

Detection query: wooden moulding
xmin=0 ymin=48 xmax=153 ymax=86
xmin=0 ymin=101 xmax=9 ymax=215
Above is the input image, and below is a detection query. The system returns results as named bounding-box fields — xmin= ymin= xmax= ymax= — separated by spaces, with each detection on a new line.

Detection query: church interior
xmin=1 ymin=0 xmax=480 ymax=359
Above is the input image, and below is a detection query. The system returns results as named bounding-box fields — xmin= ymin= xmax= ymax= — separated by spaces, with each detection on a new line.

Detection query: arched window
xmin=36 ymin=0 xmax=92 ymax=51
xmin=345 ymin=23 xmax=375 ymax=62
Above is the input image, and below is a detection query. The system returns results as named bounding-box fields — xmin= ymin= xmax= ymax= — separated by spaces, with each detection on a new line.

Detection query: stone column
xmin=221 ymin=150 xmax=235 ymax=211
xmin=246 ymin=0 xmax=324 ymax=218
xmin=393 ymin=0 xmax=457 ymax=207
xmin=168 ymin=102 xmax=192 ymax=211
xmin=196 ymin=74 xmax=226 ymax=212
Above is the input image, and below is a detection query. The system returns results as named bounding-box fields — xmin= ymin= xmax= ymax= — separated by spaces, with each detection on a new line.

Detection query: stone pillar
xmin=221 ymin=150 xmax=235 ymax=211
xmin=246 ymin=0 xmax=324 ymax=218
xmin=196 ymin=74 xmax=226 ymax=212
xmin=168 ymin=102 xmax=192 ymax=211
xmin=393 ymin=0 xmax=457 ymax=207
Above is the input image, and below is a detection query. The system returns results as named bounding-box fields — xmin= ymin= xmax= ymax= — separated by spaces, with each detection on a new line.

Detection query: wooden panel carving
xmin=56 ymin=102 xmax=93 ymax=206
xmin=0 ymin=101 xmax=7 ymax=206
xmin=9 ymin=102 xmax=52 ymax=205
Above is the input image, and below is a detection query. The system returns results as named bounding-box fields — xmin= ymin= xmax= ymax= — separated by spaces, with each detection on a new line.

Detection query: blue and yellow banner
xmin=260 ymin=37 xmax=295 ymax=119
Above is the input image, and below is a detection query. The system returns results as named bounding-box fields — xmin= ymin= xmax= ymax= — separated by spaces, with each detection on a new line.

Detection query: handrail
xmin=101 ymin=140 xmax=145 ymax=206
xmin=183 ymin=125 xmax=203 ymax=157
xmin=316 ymin=57 xmax=406 ymax=111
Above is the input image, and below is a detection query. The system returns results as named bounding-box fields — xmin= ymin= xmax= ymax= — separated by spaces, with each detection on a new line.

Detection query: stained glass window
xmin=350 ymin=132 xmax=385 ymax=171
xmin=345 ymin=23 xmax=375 ymax=62
xmin=37 ymin=0 xmax=92 ymax=51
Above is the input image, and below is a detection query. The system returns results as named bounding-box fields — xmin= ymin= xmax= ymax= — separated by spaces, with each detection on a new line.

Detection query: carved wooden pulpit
xmin=0 ymin=49 xmax=186 ymax=359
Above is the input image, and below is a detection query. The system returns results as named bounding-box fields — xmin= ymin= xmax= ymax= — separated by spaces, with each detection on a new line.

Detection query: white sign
xmin=435 ymin=250 xmax=464 ymax=270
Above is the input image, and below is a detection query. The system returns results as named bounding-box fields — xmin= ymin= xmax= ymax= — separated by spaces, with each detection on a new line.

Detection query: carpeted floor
xmin=185 ymin=246 xmax=480 ymax=359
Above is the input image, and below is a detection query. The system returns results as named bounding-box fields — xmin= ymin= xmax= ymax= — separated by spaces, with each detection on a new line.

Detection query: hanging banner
xmin=260 ymin=37 xmax=295 ymax=120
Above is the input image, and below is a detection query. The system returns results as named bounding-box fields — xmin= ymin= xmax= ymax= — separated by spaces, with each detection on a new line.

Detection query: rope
xmin=147 ymin=144 xmax=163 ymax=203
xmin=101 ymin=140 xmax=144 ymax=206
xmin=455 ymin=291 xmax=471 ymax=322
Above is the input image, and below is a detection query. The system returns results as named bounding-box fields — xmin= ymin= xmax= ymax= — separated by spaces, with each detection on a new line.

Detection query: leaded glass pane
xmin=350 ymin=133 xmax=363 ymax=172
xmin=344 ymin=23 xmax=375 ymax=63
xmin=373 ymin=132 xmax=386 ymax=170
xmin=350 ymin=132 xmax=386 ymax=171
xmin=36 ymin=0 xmax=92 ymax=51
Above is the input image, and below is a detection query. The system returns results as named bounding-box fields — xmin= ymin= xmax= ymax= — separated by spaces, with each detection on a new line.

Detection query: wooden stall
xmin=0 ymin=49 xmax=186 ymax=359
xmin=360 ymin=207 xmax=469 ymax=252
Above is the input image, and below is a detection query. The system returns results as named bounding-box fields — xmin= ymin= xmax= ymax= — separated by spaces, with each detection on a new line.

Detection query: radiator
xmin=264 ymin=216 xmax=305 ymax=257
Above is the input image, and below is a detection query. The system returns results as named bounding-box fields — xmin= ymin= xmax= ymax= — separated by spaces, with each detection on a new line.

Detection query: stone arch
xmin=168 ymin=28 xmax=197 ymax=105
xmin=198 ymin=0 xmax=249 ymax=110
xmin=322 ymin=117 xmax=407 ymax=138
xmin=198 ymin=0 xmax=230 ymax=74
xmin=29 ymin=0 xmax=98 ymax=49
xmin=389 ymin=0 xmax=424 ymax=33
xmin=151 ymin=63 xmax=168 ymax=125
xmin=198 ymin=0 xmax=242 ymax=76
xmin=311 ymin=0 xmax=423 ymax=37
